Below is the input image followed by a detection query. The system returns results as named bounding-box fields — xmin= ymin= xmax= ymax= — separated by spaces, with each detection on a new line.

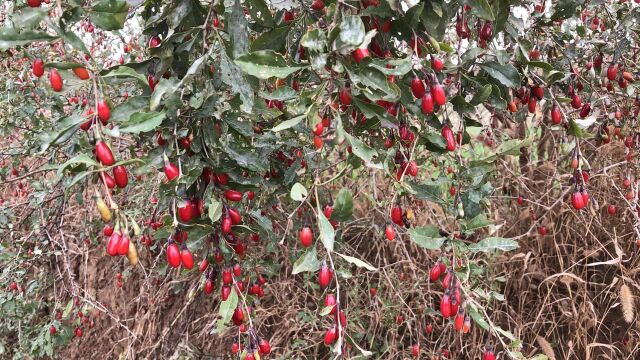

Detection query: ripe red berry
xmin=432 ymin=56 xmax=444 ymax=71
xmin=551 ymin=105 xmax=562 ymax=124
xmin=49 ymin=69 xmax=63 ymax=91
xmin=318 ymin=263 xmax=332 ymax=289
xmin=180 ymin=246 xmax=194 ymax=269
xmin=299 ymin=226 xmax=313 ymax=247
xmin=166 ymin=243 xmax=181 ymax=268
xmin=113 ymin=166 xmax=128 ymax=188
xmin=607 ymin=204 xmax=617 ymax=215
xmin=259 ymin=338 xmax=271 ymax=355
xmin=571 ymin=191 xmax=586 ymax=210
xmin=441 ymin=125 xmax=456 ymax=151
xmin=430 ymin=83 xmax=446 ymax=106
xmin=95 ymin=141 xmax=115 ymax=166
xmin=224 ymin=189 xmax=243 ymax=202
xmin=339 ymin=88 xmax=352 ymax=106
xmin=311 ymin=0 xmax=324 ymax=10
xmin=421 ymin=93 xmax=434 ymax=114
xmin=324 ymin=293 xmax=337 ymax=314
xmin=32 ymin=58 xmax=44 ymax=77
xmin=607 ymin=64 xmax=618 ymax=81
xmin=351 ymin=48 xmax=370 ymax=64
xmin=385 ymin=224 xmax=395 ymax=241
xmin=73 ymin=67 xmax=90 ymax=80
xmin=538 ymin=225 xmax=547 ymax=236
xmin=324 ymin=325 xmax=337 ymax=345
xmin=411 ymin=77 xmax=426 ymax=98
xmin=164 ymin=161 xmax=179 ymax=181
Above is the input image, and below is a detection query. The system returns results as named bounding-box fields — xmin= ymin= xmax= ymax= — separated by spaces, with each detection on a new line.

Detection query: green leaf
xmin=217 ymin=286 xmax=238 ymax=330
xmin=344 ymin=133 xmax=382 ymax=169
xmin=408 ymin=226 xmax=446 ymax=250
xmin=251 ymin=25 xmax=292 ymax=53
xmin=369 ymin=57 xmax=412 ymax=76
xmin=290 ymin=182 xmax=308 ymax=201
xmin=292 ymin=247 xmax=321 ymax=275
xmin=119 ymin=112 xmax=165 ymax=133
xmin=0 ymin=28 xmax=56 ymax=51
xmin=480 ymin=62 xmax=521 ymax=88
xmin=226 ymin=144 xmax=268 ymax=172
xmin=550 ymin=0 xmax=581 ymax=21
xmin=567 ymin=118 xmax=593 ymax=138
xmin=270 ymin=115 xmax=304 ymax=132
xmin=101 ymin=66 xmax=149 ymax=88
xmin=479 ymin=136 xmax=533 ymax=163
xmin=335 ymin=252 xmax=376 ymax=271
xmin=467 ymin=305 xmax=490 ymax=330
xmin=250 ymin=210 xmax=274 ymax=239
xmin=331 ymin=188 xmax=353 ymax=222
xmin=526 ymin=61 xmax=554 ymax=72
xmin=12 ymin=8 xmax=49 ymax=30
xmin=220 ymin=50 xmax=254 ymax=113
xmin=450 ymin=95 xmax=475 ymax=114
xmin=260 ymin=86 xmax=298 ymax=101
xmin=57 ymin=154 xmax=99 ymax=176
xmin=247 ymin=0 xmax=275 ymax=27
xmin=110 ymin=96 xmax=149 ymax=123
xmin=462 ymin=214 xmax=492 ymax=232
xmin=150 ymin=78 xmax=179 ymax=111
xmin=235 ymin=50 xmax=305 ymax=79
xmin=468 ymin=237 xmax=519 ymax=253
xmin=229 ymin=0 xmax=250 ymax=58
xmin=89 ymin=0 xmax=129 ymax=31
xmin=301 ymin=28 xmax=328 ymax=52
xmin=208 ymin=198 xmax=223 ymax=223
xmin=317 ymin=205 xmax=335 ymax=252
xmin=348 ymin=67 xmax=400 ymax=102
xmin=465 ymin=0 xmax=495 ymax=21
xmin=470 ymin=84 xmax=493 ymax=106
xmin=39 ymin=114 xmax=87 ymax=152
xmin=336 ymin=16 xmax=365 ymax=50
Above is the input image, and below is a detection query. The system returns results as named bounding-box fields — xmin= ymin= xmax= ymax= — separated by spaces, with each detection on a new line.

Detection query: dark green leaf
xmin=331 ymin=188 xmax=353 ymax=221
xmin=301 ymin=28 xmax=328 ymax=52
xmin=480 ymin=62 xmax=521 ymax=88
xmin=252 ymin=25 xmax=291 ymax=53
xmin=220 ymin=50 xmax=254 ymax=113
xmin=408 ymin=226 xmax=446 ymax=249
xmin=119 ymin=111 xmax=165 ymax=133
xmin=0 ymin=28 xmax=56 ymax=51
xmin=317 ymin=205 xmax=335 ymax=252
xmin=235 ymin=50 xmax=305 ymax=79
xmin=292 ymin=247 xmax=322 ymax=274
xmin=229 ymin=0 xmax=250 ymax=58
xmin=89 ymin=0 xmax=130 ymax=31
xmin=465 ymin=0 xmax=495 ymax=21
xmin=470 ymin=84 xmax=493 ymax=105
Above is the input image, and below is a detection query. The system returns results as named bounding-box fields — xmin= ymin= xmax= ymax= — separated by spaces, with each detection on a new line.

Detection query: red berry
xmin=49 ymin=69 xmax=63 ymax=91
xmin=351 ymin=48 xmax=370 ymax=63
xmin=166 ymin=243 xmax=181 ymax=268
xmin=411 ymin=77 xmax=426 ymax=98
xmin=339 ymin=88 xmax=352 ymax=106
xmin=299 ymin=226 xmax=313 ymax=247
xmin=318 ymin=263 xmax=332 ymax=288
xmin=385 ymin=224 xmax=395 ymax=241
xmin=95 ymin=141 xmax=115 ymax=166
xmin=32 ymin=58 xmax=44 ymax=77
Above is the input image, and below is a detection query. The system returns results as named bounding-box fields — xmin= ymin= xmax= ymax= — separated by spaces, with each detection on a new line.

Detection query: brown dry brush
xmin=3 ymin=131 xmax=640 ymax=359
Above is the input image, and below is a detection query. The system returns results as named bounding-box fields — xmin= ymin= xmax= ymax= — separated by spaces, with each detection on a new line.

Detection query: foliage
xmin=0 ymin=0 xmax=639 ymax=358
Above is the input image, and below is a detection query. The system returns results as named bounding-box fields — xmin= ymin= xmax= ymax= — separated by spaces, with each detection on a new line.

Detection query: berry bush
xmin=1 ymin=0 xmax=640 ymax=359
